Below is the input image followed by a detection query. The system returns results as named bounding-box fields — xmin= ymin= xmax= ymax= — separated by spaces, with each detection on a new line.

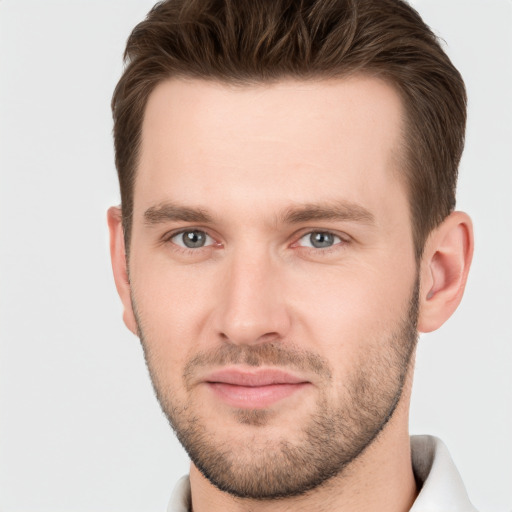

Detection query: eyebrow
xmin=143 ymin=200 xmax=375 ymax=226
xmin=280 ymin=201 xmax=375 ymax=225
xmin=144 ymin=203 xmax=213 ymax=225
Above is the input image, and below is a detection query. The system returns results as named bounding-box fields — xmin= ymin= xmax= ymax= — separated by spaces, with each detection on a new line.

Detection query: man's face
xmin=127 ymin=77 xmax=419 ymax=498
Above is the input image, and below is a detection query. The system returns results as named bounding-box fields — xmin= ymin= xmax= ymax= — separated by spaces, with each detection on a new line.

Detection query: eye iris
xmin=182 ymin=231 xmax=206 ymax=248
xmin=310 ymin=232 xmax=334 ymax=248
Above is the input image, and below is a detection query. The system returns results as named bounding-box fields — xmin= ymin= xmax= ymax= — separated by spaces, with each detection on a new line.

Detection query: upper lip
xmin=204 ymin=368 xmax=309 ymax=387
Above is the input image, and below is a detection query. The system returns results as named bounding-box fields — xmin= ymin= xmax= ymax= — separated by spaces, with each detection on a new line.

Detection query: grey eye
xmin=171 ymin=230 xmax=213 ymax=249
xmin=298 ymin=231 xmax=341 ymax=249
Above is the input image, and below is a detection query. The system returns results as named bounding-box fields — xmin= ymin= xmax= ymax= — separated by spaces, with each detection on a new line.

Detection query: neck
xmin=188 ymin=382 xmax=418 ymax=512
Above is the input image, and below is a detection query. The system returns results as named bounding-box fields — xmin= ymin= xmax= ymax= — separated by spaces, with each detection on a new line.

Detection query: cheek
xmin=288 ymin=257 xmax=416 ymax=353
xmin=129 ymin=256 xmax=221 ymax=371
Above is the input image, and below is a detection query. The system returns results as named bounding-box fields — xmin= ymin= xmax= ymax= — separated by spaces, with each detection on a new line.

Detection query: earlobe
xmin=417 ymin=211 xmax=474 ymax=333
xmin=107 ymin=206 xmax=138 ymax=335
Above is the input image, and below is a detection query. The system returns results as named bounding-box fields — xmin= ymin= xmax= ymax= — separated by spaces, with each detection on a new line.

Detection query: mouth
xmin=204 ymin=368 xmax=311 ymax=409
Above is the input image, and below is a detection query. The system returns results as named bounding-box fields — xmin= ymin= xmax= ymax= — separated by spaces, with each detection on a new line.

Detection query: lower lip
xmin=207 ymin=382 xmax=309 ymax=409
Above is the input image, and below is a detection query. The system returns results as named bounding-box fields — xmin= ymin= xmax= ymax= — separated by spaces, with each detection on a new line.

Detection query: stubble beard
xmin=134 ymin=279 xmax=419 ymax=500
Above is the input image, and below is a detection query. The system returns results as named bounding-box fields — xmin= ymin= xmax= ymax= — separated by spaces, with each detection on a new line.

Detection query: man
xmin=107 ymin=0 xmax=475 ymax=510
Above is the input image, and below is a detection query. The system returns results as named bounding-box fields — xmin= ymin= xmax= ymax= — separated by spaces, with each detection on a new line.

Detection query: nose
xmin=214 ymin=250 xmax=292 ymax=346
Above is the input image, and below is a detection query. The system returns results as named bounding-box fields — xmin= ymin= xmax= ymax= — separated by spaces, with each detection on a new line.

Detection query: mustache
xmin=183 ymin=342 xmax=332 ymax=387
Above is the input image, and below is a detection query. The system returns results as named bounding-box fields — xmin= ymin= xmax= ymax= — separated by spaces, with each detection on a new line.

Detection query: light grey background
xmin=0 ymin=1 xmax=511 ymax=511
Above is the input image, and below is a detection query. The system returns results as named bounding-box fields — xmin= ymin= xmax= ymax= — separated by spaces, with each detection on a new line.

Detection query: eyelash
xmin=294 ymin=231 xmax=345 ymax=251
xmin=163 ymin=229 xmax=219 ymax=256
xmin=163 ymin=228 xmax=350 ymax=256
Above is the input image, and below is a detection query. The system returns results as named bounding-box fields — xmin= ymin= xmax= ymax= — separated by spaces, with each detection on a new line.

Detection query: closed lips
xmin=203 ymin=369 xmax=311 ymax=409
xmin=204 ymin=369 xmax=309 ymax=386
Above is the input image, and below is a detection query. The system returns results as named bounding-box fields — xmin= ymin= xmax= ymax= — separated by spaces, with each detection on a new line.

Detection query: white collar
xmin=410 ymin=435 xmax=477 ymax=512
xmin=167 ymin=435 xmax=477 ymax=512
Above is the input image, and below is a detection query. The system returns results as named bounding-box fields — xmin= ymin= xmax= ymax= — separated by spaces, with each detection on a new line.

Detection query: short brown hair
xmin=112 ymin=0 xmax=466 ymax=259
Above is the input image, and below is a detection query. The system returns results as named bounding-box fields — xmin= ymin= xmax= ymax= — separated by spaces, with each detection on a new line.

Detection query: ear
xmin=417 ymin=211 xmax=474 ymax=333
xmin=107 ymin=206 xmax=138 ymax=335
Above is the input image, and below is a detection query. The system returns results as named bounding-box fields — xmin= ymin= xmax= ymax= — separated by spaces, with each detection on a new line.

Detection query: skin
xmin=108 ymin=76 xmax=473 ymax=512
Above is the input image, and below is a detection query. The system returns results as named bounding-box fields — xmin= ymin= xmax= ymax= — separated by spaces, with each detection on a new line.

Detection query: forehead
xmin=137 ymin=76 xmax=407 ymax=222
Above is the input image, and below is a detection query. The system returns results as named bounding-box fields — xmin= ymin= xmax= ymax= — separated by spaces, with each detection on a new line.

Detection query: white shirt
xmin=167 ymin=435 xmax=477 ymax=512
